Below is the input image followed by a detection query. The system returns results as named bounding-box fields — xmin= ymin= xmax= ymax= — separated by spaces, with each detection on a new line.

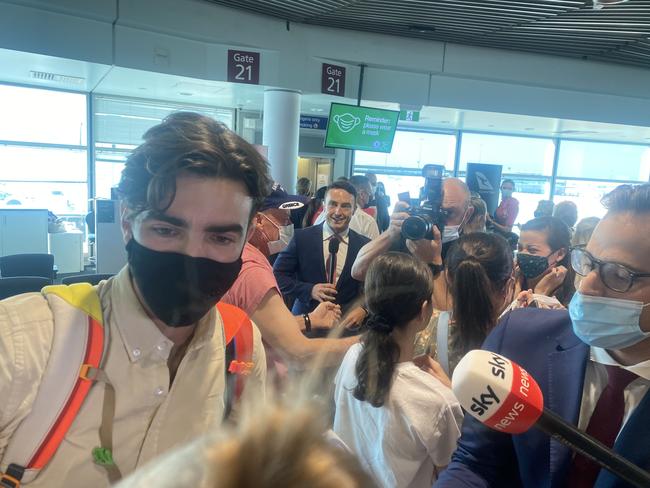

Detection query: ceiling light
xmin=29 ymin=70 xmax=85 ymax=86
xmin=593 ymin=0 xmax=629 ymax=9
xmin=408 ymin=25 xmax=436 ymax=34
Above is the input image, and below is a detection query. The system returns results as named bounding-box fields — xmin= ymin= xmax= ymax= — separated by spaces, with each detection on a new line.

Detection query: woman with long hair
xmin=302 ymin=185 xmax=327 ymax=228
xmin=515 ymin=216 xmax=576 ymax=307
xmin=333 ymin=252 xmax=462 ymax=488
xmin=414 ymin=232 xmax=514 ymax=375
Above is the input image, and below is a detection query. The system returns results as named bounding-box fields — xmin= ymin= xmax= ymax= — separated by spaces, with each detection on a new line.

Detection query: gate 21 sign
xmin=321 ymin=63 xmax=346 ymax=97
xmin=227 ymin=50 xmax=260 ymax=85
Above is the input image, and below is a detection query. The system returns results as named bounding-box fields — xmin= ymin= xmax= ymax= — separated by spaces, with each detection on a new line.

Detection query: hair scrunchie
xmin=365 ymin=313 xmax=393 ymax=334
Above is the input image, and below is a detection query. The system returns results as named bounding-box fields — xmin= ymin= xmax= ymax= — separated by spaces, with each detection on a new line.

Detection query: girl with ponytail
xmin=333 ymin=252 xmax=463 ymax=488
xmin=414 ymin=233 xmax=514 ymax=376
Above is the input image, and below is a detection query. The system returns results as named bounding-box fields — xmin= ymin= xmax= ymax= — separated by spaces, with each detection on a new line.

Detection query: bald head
xmin=443 ymin=178 xmax=473 ymax=226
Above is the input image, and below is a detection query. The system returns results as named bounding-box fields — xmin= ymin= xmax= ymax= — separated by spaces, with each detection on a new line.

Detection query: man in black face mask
xmin=0 ymin=113 xmax=271 ymax=487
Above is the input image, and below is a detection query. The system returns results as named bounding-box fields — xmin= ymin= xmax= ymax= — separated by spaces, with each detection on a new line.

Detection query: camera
xmin=402 ymin=164 xmax=446 ymax=240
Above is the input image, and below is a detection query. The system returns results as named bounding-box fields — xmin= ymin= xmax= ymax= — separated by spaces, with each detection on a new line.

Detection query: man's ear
xmin=246 ymin=214 xmax=260 ymax=242
xmin=121 ymin=203 xmax=134 ymax=244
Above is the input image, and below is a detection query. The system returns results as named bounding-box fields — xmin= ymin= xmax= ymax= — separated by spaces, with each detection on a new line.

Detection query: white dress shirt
xmin=322 ymin=222 xmax=349 ymax=285
xmin=577 ymin=347 xmax=650 ymax=437
xmin=316 ymin=209 xmax=380 ymax=240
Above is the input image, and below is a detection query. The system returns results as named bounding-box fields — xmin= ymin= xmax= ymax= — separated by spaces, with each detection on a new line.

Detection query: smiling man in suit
xmin=273 ymin=181 xmax=370 ymax=331
xmin=435 ymin=183 xmax=650 ymax=488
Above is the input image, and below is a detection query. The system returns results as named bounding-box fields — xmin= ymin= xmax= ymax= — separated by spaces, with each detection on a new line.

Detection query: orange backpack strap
xmin=1 ymin=284 xmax=106 ymax=487
xmin=217 ymin=302 xmax=254 ymax=418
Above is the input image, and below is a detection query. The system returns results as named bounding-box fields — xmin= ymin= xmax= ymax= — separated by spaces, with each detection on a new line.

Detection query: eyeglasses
xmin=570 ymin=247 xmax=650 ymax=292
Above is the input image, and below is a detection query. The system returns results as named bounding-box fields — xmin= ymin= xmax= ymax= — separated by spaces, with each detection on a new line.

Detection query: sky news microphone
xmin=328 ymin=238 xmax=340 ymax=285
xmin=452 ymin=350 xmax=650 ymax=488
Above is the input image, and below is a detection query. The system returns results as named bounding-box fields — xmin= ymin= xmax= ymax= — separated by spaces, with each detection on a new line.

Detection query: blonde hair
xmin=116 ymin=329 xmax=375 ymax=488
xmin=204 ymin=405 xmax=375 ymax=488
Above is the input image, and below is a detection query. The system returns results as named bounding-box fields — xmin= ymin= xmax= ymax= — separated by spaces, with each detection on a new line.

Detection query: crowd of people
xmin=1 ymin=112 xmax=648 ymax=488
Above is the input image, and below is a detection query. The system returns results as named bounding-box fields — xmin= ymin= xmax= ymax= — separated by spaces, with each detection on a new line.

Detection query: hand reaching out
xmin=309 ymin=301 xmax=342 ymax=329
xmin=339 ymin=306 xmax=368 ymax=329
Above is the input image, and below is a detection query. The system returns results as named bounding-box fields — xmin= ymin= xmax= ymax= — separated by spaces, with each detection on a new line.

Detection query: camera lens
xmin=402 ymin=215 xmax=432 ymax=240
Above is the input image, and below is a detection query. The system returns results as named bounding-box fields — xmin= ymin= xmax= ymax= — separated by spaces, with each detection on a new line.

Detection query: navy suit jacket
xmin=272 ymin=224 xmax=370 ymax=315
xmin=435 ymin=308 xmax=650 ymax=488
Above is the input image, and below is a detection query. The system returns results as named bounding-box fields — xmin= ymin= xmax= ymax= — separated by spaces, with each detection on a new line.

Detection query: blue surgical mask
xmin=569 ymin=291 xmax=650 ymax=349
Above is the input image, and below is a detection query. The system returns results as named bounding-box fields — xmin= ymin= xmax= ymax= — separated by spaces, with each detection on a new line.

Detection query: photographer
xmin=351 ymin=174 xmax=473 ymax=311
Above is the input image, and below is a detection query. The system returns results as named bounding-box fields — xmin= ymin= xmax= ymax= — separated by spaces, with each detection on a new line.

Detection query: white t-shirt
xmin=315 ymin=208 xmax=380 ymax=240
xmin=333 ymin=343 xmax=463 ymax=488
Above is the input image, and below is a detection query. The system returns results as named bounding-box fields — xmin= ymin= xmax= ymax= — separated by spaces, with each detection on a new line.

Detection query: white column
xmin=262 ymin=88 xmax=301 ymax=191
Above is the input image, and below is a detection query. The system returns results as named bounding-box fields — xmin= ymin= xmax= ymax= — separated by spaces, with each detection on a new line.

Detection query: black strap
xmin=0 ymin=464 xmax=25 ymax=488
xmin=223 ymin=337 xmax=236 ymax=420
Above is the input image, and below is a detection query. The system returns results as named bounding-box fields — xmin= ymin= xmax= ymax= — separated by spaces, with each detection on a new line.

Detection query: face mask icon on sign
xmin=333 ymin=113 xmax=361 ymax=133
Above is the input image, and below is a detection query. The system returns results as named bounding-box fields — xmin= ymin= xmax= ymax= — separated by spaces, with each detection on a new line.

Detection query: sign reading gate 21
xmin=227 ymin=50 xmax=260 ymax=85
xmin=324 ymin=103 xmax=400 ymax=154
xmin=321 ymin=63 xmax=346 ymax=97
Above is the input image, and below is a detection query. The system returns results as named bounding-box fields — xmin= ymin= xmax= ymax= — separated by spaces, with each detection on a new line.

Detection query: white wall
xmin=1 ymin=0 xmax=650 ymax=127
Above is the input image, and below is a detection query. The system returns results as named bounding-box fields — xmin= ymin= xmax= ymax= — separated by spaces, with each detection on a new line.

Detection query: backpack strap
xmin=0 ymin=284 xmax=106 ymax=487
xmin=217 ymin=302 xmax=254 ymax=419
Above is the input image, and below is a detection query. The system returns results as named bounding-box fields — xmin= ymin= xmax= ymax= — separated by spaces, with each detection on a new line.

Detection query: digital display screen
xmin=324 ymin=103 xmax=399 ymax=153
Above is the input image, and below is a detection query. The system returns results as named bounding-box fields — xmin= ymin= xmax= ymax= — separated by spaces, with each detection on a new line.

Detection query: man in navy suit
xmin=273 ymin=180 xmax=370 ymax=329
xmin=436 ymin=183 xmax=650 ymax=488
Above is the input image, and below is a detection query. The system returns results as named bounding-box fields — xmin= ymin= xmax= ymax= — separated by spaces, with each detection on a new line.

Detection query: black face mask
xmin=126 ymin=239 xmax=242 ymax=327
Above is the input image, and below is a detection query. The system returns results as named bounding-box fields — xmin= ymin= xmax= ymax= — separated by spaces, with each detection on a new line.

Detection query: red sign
xmin=321 ymin=63 xmax=346 ymax=97
xmin=227 ymin=50 xmax=260 ymax=85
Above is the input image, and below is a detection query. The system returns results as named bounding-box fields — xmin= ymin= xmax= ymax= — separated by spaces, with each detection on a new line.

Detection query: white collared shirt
xmin=316 ymin=209 xmax=380 ymax=240
xmin=577 ymin=347 xmax=650 ymax=435
xmin=322 ymin=222 xmax=349 ymax=286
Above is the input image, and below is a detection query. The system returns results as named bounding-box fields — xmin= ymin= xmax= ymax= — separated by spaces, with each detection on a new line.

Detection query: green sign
xmin=399 ymin=110 xmax=420 ymax=122
xmin=324 ymin=103 xmax=399 ymax=153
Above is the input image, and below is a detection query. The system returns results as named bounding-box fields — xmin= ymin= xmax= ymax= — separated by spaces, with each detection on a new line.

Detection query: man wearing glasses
xmin=436 ymin=183 xmax=650 ymax=488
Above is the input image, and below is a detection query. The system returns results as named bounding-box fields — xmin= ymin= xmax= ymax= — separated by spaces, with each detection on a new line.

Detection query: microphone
xmin=452 ymin=350 xmax=650 ymax=488
xmin=328 ymin=237 xmax=340 ymax=285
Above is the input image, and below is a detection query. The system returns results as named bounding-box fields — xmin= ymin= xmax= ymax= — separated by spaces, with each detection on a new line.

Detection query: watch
xmin=428 ymin=263 xmax=444 ymax=276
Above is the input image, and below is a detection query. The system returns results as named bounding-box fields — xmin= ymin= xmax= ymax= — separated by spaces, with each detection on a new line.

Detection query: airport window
xmin=552 ymin=179 xmax=623 ymax=220
xmin=0 ymin=84 xmax=87 ymax=146
xmin=459 ymin=133 xmax=556 ymax=225
xmin=0 ymin=84 xmax=88 ymax=216
xmin=354 ymin=131 xmax=456 ymax=211
xmin=555 ymin=140 xmax=650 ymax=219
xmin=93 ymin=96 xmax=235 ymax=198
xmin=557 ymin=140 xmax=650 ymax=182
xmin=355 ymin=130 xmax=456 ymax=172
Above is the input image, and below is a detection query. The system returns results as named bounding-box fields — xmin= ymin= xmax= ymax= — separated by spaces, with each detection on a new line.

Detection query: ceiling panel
xmin=205 ymin=0 xmax=650 ymax=68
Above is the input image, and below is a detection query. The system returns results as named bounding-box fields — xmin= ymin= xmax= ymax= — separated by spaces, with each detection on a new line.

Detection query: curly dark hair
xmin=118 ymin=112 xmax=272 ymax=217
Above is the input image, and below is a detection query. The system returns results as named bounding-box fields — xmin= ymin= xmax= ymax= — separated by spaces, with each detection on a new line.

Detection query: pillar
xmin=262 ymin=88 xmax=301 ymax=192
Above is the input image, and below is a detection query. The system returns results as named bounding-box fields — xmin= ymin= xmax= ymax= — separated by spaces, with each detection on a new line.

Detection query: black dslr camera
xmin=401 ymin=164 xmax=446 ymax=240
